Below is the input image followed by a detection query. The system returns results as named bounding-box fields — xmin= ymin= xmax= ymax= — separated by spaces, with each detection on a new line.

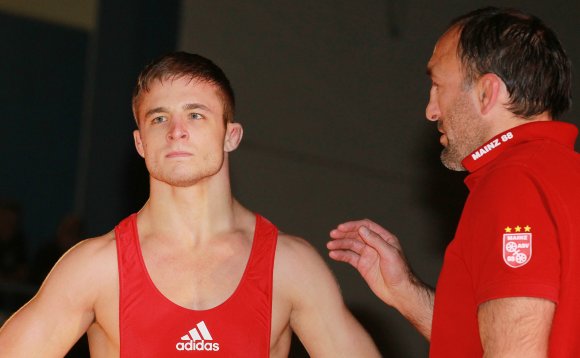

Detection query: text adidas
xmin=176 ymin=340 xmax=220 ymax=351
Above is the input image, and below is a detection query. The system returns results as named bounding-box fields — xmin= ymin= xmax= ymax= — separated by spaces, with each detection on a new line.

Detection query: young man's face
xmin=133 ymin=77 xmax=236 ymax=187
xmin=425 ymin=28 xmax=489 ymax=171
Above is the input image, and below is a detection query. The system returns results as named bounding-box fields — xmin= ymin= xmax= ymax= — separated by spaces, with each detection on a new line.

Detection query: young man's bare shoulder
xmin=272 ymin=231 xmax=345 ymax=316
xmin=275 ymin=232 xmax=318 ymax=258
xmin=33 ymin=229 xmax=119 ymax=309
xmin=274 ymin=232 xmax=335 ymax=285
xmin=48 ymin=230 xmax=118 ymax=280
xmin=67 ymin=230 xmax=117 ymax=261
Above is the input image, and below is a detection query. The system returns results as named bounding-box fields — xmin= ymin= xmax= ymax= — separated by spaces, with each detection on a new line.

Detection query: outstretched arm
xmin=327 ymin=219 xmax=434 ymax=339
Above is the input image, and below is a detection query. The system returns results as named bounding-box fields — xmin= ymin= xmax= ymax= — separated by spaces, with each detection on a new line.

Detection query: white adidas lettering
xmin=176 ymin=321 xmax=220 ymax=352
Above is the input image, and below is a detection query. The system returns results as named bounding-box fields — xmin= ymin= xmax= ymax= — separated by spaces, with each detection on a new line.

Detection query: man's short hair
xmin=132 ymin=52 xmax=235 ymax=126
xmin=449 ymin=7 xmax=572 ymax=119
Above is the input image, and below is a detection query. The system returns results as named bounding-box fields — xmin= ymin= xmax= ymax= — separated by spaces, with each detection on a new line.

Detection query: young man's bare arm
xmin=0 ymin=234 xmax=116 ymax=357
xmin=276 ymin=233 xmax=381 ymax=357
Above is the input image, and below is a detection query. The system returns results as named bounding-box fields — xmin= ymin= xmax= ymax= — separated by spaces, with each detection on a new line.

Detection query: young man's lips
xmin=166 ymin=151 xmax=192 ymax=158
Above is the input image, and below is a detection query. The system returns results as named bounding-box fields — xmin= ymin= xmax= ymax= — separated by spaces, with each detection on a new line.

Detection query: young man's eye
xmin=151 ymin=116 xmax=166 ymax=124
xmin=189 ymin=113 xmax=204 ymax=120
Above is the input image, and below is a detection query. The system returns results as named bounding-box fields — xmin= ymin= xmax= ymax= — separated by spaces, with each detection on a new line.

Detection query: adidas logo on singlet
xmin=175 ymin=321 xmax=220 ymax=352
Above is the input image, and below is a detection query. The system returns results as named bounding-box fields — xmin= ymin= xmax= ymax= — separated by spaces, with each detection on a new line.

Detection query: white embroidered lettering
xmin=471 ymin=139 xmax=501 ymax=161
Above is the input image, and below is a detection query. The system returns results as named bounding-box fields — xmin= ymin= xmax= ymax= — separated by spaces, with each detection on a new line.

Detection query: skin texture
xmin=0 ymin=77 xmax=380 ymax=358
xmin=328 ymin=27 xmax=555 ymax=355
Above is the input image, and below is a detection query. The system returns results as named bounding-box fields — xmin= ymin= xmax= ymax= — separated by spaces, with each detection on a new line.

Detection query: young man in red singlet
xmin=0 ymin=53 xmax=380 ymax=357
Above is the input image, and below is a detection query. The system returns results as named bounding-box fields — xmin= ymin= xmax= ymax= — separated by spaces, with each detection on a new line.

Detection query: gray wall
xmin=178 ymin=1 xmax=579 ymax=356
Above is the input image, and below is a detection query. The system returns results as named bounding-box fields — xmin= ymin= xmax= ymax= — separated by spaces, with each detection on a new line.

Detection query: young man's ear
xmin=477 ymin=73 xmax=502 ymax=116
xmin=133 ymin=130 xmax=145 ymax=158
xmin=224 ymin=122 xmax=243 ymax=152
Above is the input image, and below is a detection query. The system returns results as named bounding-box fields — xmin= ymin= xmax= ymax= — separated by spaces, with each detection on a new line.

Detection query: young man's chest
xmin=87 ymin=237 xmax=291 ymax=355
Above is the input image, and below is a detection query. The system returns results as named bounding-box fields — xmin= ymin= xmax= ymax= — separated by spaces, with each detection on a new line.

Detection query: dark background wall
xmin=77 ymin=0 xmax=180 ymax=236
xmin=0 ymin=12 xmax=86 ymax=248
xmin=0 ymin=1 xmax=578 ymax=357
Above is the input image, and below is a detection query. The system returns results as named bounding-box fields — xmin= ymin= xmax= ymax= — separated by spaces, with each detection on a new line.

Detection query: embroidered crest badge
xmin=502 ymin=225 xmax=532 ymax=268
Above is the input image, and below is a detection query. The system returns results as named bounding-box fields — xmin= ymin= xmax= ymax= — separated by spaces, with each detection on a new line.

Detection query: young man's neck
xmin=138 ymin=168 xmax=247 ymax=242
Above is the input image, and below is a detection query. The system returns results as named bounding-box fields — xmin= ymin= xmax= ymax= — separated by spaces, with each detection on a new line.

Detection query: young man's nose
xmin=167 ymin=120 xmax=189 ymax=140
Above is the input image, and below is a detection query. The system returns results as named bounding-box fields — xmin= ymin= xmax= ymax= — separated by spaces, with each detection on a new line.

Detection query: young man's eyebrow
xmin=183 ymin=103 xmax=211 ymax=112
xmin=143 ymin=103 xmax=212 ymax=118
xmin=144 ymin=107 xmax=168 ymax=118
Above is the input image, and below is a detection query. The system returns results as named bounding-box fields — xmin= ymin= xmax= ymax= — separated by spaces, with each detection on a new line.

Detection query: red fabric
xmin=115 ymin=213 xmax=277 ymax=357
xmin=430 ymin=121 xmax=580 ymax=357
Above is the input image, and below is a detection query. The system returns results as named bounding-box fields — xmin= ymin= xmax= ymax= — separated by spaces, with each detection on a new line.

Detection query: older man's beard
xmin=440 ymin=94 xmax=487 ymax=171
